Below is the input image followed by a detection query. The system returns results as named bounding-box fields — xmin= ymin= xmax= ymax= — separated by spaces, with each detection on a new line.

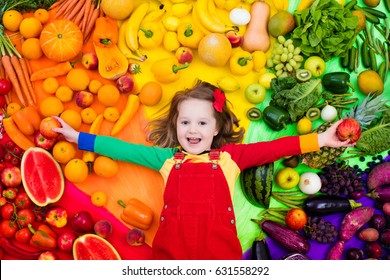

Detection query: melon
xmin=21 ymin=147 xmax=65 ymax=207
xmin=73 ymin=234 xmax=121 ymax=260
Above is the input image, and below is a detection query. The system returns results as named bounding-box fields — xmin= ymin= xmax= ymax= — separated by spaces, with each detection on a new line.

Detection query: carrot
xmin=30 ymin=61 xmax=75 ymax=81
xmin=1 ymin=56 xmax=26 ymax=106
xmin=19 ymin=57 xmax=36 ymax=104
xmin=81 ymin=0 xmax=93 ymax=33
xmin=2 ymin=116 xmax=35 ymax=151
xmin=62 ymin=0 xmax=81 ymax=19
xmin=73 ymin=5 xmax=86 ymax=26
xmin=50 ymin=0 xmax=67 ymax=10
xmin=10 ymin=55 xmax=34 ymax=106
xmin=0 ymin=59 xmax=5 ymax=79
xmin=55 ymin=0 xmax=76 ymax=18
xmin=65 ymin=0 xmax=86 ymax=21
xmin=83 ymin=7 xmax=100 ymax=42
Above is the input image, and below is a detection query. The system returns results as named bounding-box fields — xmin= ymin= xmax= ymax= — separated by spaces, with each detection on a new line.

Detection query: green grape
xmin=285 ymin=63 xmax=293 ymax=72
xmin=284 ymin=39 xmax=293 ymax=47
xmin=293 ymin=47 xmax=301 ymax=55
xmin=266 ymin=58 xmax=274 ymax=68
xmin=293 ymin=55 xmax=303 ymax=62
xmin=274 ymin=63 xmax=284 ymax=71
xmin=289 ymin=59 xmax=297 ymax=67
xmin=280 ymin=53 xmax=288 ymax=62
xmin=287 ymin=53 xmax=293 ymax=60
xmin=277 ymin=35 xmax=286 ymax=44
xmin=276 ymin=69 xmax=284 ymax=76
xmin=287 ymin=44 xmax=295 ymax=53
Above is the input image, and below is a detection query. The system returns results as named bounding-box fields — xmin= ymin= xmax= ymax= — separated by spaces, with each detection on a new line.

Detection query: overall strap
xmin=174 ymin=151 xmax=185 ymax=169
xmin=209 ymin=149 xmax=220 ymax=169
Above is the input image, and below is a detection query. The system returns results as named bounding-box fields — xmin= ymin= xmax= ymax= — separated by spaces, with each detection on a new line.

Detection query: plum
xmin=370 ymin=213 xmax=387 ymax=231
xmin=94 ymin=220 xmax=113 ymax=239
xmin=127 ymin=228 xmax=145 ymax=246
xmin=365 ymin=242 xmax=382 ymax=259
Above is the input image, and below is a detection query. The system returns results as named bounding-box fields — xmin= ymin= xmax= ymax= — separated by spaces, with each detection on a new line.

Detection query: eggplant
xmin=251 ymin=239 xmax=271 ymax=260
xmin=366 ymin=186 xmax=390 ymax=202
xmin=303 ymin=195 xmax=362 ymax=216
xmin=281 ymin=252 xmax=311 ymax=260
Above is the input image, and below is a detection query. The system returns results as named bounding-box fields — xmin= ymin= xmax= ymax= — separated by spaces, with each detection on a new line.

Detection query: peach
xmin=115 ymin=75 xmax=134 ymax=94
xmin=81 ymin=52 xmax=99 ymax=70
xmin=75 ymin=90 xmax=94 ymax=108
xmin=225 ymin=30 xmax=242 ymax=48
xmin=175 ymin=47 xmax=193 ymax=64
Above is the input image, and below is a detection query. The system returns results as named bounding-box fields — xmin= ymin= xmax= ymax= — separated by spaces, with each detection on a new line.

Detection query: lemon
xmin=258 ymin=72 xmax=276 ymax=89
xmin=297 ymin=117 xmax=312 ymax=135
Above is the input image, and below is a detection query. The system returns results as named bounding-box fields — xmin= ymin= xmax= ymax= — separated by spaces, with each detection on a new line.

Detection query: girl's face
xmin=176 ymin=98 xmax=218 ymax=154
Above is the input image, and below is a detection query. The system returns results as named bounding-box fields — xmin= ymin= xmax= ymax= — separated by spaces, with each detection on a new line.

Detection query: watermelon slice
xmin=73 ymin=234 xmax=121 ymax=260
xmin=21 ymin=147 xmax=65 ymax=207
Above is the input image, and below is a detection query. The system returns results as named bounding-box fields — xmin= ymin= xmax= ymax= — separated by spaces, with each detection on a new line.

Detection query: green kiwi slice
xmin=305 ymin=107 xmax=321 ymax=121
xmin=246 ymin=107 xmax=262 ymax=121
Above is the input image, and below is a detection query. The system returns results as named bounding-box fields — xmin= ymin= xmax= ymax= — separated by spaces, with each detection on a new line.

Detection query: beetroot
xmin=367 ymin=161 xmax=390 ymax=190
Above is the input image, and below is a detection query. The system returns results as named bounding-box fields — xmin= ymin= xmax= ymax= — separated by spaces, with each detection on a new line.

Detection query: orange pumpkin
xmin=40 ymin=19 xmax=83 ymax=62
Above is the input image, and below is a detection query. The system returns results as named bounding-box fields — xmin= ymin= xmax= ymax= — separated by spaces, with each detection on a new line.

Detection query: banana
xmin=213 ymin=0 xmax=241 ymax=11
xmin=169 ymin=0 xmax=187 ymax=3
xmin=170 ymin=3 xmax=193 ymax=18
xmin=141 ymin=7 xmax=167 ymax=24
xmin=118 ymin=21 xmax=147 ymax=62
xmin=125 ymin=2 xmax=150 ymax=52
xmin=216 ymin=75 xmax=241 ymax=93
xmin=195 ymin=0 xmax=238 ymax=33
xmin=191 ymin=4 xmax=211 ymax=35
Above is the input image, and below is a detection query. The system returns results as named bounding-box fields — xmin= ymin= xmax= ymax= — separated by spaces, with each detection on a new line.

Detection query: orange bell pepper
xmin=118 ymin=198 xmax=153 ymax=230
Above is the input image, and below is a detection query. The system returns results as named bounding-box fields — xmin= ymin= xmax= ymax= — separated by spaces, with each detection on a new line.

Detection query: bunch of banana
xmin=214 ymin=0 xmax=241 ymax=11
xmin=141 ymin=6 xmax=167 ymax=25
xmin=192 ymin=0 xmax=239 ymax=34
xmin=117 ymin=21 xmax=147 ymax=62
xmin=216 ymin=75 xmax=241 ymax=93
xmin=170 ymin=2 xmax=193 ymax=18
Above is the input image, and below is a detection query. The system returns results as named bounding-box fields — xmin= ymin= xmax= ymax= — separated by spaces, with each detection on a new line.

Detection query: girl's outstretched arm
xmin=317 ymin=119 xmax=355 ymax=148
xmin=51 ymin=116 xmax=80 ymax=144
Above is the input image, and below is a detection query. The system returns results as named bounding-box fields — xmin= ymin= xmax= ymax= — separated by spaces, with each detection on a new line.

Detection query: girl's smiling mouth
xmin=188 ymin=137 xmax=201 ymax=144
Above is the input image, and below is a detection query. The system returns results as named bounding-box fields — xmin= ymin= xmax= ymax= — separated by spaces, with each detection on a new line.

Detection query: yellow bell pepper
xmin=138 ymin=22 xmax=164 ymax=49
xmin=252 ymin=50 xmax=267 ymax=72
xmin=151 ymin=57 xmax=189 ymax=83
xmin=229 ymin=50 xmax=253 ymax=75
xmin=176 ymin=22 xmax=204 ymax=49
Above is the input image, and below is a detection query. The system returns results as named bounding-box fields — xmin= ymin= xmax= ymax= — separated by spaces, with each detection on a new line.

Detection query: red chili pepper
xmin=0 ymin=237 xmax=42 ymax=260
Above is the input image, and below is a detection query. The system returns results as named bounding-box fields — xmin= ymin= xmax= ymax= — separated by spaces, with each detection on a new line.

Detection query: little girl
xmin=53 ymin=80 xmax=354 ymax=260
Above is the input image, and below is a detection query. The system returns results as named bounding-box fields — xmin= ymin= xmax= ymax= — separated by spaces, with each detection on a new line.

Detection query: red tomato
xmin=0 ymin=79 xmax=11 ymax=95
xmin=15 ymin=192 xmax=32 ymax=210
xmin=1 ymin=203 xmax=15 ymax=220
xmin=15 ymin=228 xmax=33 ymax=244
xmin=0 ymin=219 xmax=18 ymax=238
xmin=17 ymin=209 xmax=35 ymax=228
xmin=285 ymin=208 xmax=308 ymax=231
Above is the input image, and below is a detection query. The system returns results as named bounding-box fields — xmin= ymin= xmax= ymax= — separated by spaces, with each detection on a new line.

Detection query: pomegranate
xmin=336 ymin=118 xmax=361 ymax=143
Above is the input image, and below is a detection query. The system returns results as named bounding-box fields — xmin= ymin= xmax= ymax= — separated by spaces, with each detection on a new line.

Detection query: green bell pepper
xmin=263 ymin=105 xmax=290 ymax=131
xmin=322 ymin=72 xmax=355 ymax=94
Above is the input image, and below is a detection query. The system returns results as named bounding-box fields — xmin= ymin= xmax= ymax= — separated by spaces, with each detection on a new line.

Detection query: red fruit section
xmin=73 ymin=234 xmax=121 ymax=260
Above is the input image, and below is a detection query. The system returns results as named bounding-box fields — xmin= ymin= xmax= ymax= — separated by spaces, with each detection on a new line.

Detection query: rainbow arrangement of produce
xmin=0 ymin=0 xmax=389 ymax=260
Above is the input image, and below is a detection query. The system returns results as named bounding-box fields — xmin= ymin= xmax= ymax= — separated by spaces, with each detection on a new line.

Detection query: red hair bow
xmin=213 ymin=89 xmax=226 ymax=112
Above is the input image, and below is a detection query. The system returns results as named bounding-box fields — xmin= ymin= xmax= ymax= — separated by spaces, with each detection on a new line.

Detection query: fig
xmin=127 ymin=228 xmax=145 ymax=246
xmin=94 ymin=220 xmax=113 ymax=239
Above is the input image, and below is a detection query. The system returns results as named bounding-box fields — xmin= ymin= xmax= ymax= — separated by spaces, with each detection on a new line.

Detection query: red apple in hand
xmin=40 ymin=117 xmax=62 ymax=139
xmin=336 ymin=118 xmax=361 ymax=143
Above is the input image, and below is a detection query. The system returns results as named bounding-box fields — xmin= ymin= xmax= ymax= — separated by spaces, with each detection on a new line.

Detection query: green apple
xmin=303 ymin=56 xmax=326 ymax=77
xmin=244 ymin=83 xmax=266 ymax=104
xmin=275 ymin=167 xmax=300 ymax=190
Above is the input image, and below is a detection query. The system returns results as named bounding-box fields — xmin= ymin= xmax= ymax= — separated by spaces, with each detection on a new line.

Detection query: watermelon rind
xmin=21 ymin=147 xmax=65 ymax=207
xmin=73 ymin=234 xmax=121 ymax=260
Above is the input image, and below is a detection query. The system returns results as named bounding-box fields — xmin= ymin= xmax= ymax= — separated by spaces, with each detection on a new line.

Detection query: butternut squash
xmin=94 ymin=43 xmax=128 ymax=80
xmin=242 ymin=0 xmax=270 ymax=52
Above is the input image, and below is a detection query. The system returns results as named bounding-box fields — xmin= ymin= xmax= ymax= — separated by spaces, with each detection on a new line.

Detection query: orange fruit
xmin=43 ymin=77 xmax=60 ymax=94
xmin=64 ymin=158 xmax=89 ymax=183
xmin=21 ymin=38 xmax=43 ymax=60
xmin=351 ymin=10 xmax=366 ymax=32
xmin=6 ymin=102 xmax=21 ymax=116
xmin=60 ymin=109 xmax=82 ymax=130
xmin=39 ymin=96 xmax=64 ymax=117
xmin=357 ymin=70 xmax=384 ymax=96
xmin=33 ymin=8 xmax=50 ymax=24
xmin=97 ymin=84 xmax=120 ymax=106
xmin=91 ymin=191 xmax=108 ymax=207
xmin=88 ymin=79 xmax=103 ymax=94
xmin=2 ymin=10 xmax=23 ymax=32
xmin=19 ymin=17 xmax=43 ymax=38
xmin=52 ymin=141 xmax=77 ymax=164
xmin=55 ymin=85 xmax=74 ymax=102
xmin=103 ymin=107 xmax=120 ymax=122
xmin=66 ymin=69 xmax=90 ymax=91
xmin=139 ymin=81 xmax=163 ymax=106
xmin=81 ymin=107 xmax=97 ymax=124
xmin=93 ymin=156 xmax=119 ymax=178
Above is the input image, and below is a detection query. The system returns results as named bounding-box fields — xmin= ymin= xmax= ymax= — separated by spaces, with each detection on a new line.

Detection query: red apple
xmin=57 ymin=231 xmax=77 ymax=252
xmin=34 ymin=131 xmax=57 ymax=150
xmin=40 ymin=117 xmax=62 ymax=139
xmin=336 ymin=118 xmax=361 ymax=143
xmin=75 ymin=90 xmax=94 ymax=108
xmin=81 ymin=52 xmax=99 ymax=70
xmin=285 ymin=208 xmax=307 ymax=231
xmin=115 ymin=75 xmax=134 ymax=94
xmin=1 ymin=166 xmax=22 ymax=187
xmin=45 ymin=206 xmax=68 ymax=228
xmin=225 ymin=30 xmax=243 ymax=48
xmin=38 ymin=251 xmax=59 ymax=260
xmin=175 ymin=47 xmax=193 ymax=64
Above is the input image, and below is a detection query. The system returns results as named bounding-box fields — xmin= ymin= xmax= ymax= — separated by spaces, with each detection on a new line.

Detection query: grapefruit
xmin=21 ymin=147 xmax=65 ymax=207
xmin=73 ymin=234 xmax=121 ymax=260
xmin=198 ymin=33 xmax=232 ymax=67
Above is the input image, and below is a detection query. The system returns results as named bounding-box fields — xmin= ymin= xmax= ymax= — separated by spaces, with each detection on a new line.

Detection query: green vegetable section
xmin=234 ymin=0 xmax=390 ymax=253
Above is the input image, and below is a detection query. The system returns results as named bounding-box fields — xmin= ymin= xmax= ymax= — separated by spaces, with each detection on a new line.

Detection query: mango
xmin=267 ymin=11 xmax=296 ymax=38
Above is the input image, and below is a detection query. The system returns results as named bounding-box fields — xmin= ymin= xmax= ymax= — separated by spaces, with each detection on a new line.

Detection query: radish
xmin=326 ymin=240 xmax=344 ymax=260
xmin=367 ymin=161 xmax=390 ymax=190
xmin=339 ymin=206 xmax=374 ymax=242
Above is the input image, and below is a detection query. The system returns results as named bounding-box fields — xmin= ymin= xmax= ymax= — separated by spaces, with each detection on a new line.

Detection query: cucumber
xmin=240 ymin=162 xmax=274 ymax=208
xmin=260 ymin=220 xmax=310 ymax=254
xmin=361 ymin=41 xmax=371 ymax=68
xmin=348 ymin=46 xmax=357 ymax=72
xmin=362 ymin=7 xmax=387 ymax=19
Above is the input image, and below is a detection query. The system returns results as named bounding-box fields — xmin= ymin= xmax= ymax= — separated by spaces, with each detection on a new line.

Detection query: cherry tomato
xmin=10 ymin=156 xmax=20 ymax=166
xmin=0 ymin=161 xmax=7 ymax=172
xmin=12 ymin=146 xmax=23 ymax=156
xmin=4 ymin=140 xmax=15 ymax=150
xmin=0 ymin=79 xmax=11 ymax=96
xmin=15 ymin=227 xmax=33 ymax=244
xmin=0 ymin=219 xmax=18 ymax=238
xmin=1 ymin=203 xmax=15 ymax=219
xmin=0 ymin=197 xmax=6 ymax=206
xmin=15 ymin=192 xmax=32 ymax=209
xmin=17 ymin=209 xmax=35 ymax=228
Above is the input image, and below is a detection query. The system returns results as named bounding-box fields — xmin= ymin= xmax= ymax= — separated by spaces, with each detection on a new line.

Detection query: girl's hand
xmin=317 ymin=119 xmax=356 ymax=148
xmin=52 ymin=116 xmax=80 ymax=144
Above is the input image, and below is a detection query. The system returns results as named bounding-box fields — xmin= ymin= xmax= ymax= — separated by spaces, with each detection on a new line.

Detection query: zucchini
xmin=361 ymin=41 xmax=371 ymax=68
xmin=240 ymin=162 xmax=274 ymax=208
xmin=362 ymin=7 xmax=387 ymax=19
xmin=259 ymin=220 xmax=310 ymax=254
xmin=303 ymin=195 xmax=362 ymax=216
xmin=340 ymin=53 xmax=349 ymax=69
xmin=348 ymin=46 xmax=357 ymax=72
xmin=369 ymin=48 xmax=377 ymax=71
